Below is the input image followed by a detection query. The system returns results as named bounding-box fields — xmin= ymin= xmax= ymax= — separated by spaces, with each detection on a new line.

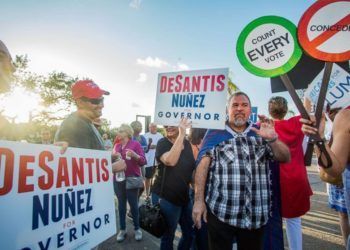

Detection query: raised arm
xmin=268 ymin=139 xmax=291 ymax=163
xmin=328 ymin=110 xmax=350 ymax=176
xmin=251 ymin=115 xmax=290 ymax=163
xmin=160 ymin=118 xmax=190 ymax=167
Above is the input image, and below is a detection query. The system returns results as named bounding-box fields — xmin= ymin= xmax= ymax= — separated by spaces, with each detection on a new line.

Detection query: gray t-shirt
xmin=55 ymin=112 xmax=104 ymax=150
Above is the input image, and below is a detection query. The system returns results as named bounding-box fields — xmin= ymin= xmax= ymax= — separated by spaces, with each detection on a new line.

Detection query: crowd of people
xmin=1 ymin=40 xmax=350 ymax=250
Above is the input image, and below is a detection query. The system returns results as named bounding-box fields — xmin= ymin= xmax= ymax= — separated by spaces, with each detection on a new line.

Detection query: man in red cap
xmin=55 ymin=79 xmax=110 ymax=149
xmin=55 ymin=79 xmax=126 ymax=166
xmin=56 ymin=80 xmax=126 ymax=248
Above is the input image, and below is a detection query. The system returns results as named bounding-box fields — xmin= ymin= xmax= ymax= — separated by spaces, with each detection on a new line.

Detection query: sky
xmin=0 ymin=0 xmax=315 ymax=127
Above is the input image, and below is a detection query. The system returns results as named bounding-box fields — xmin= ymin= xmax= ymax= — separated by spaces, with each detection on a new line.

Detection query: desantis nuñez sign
xmin=0 ymin=140 xmax=116 ymax=250
xmin=154 ymin=68 xmax=228 ymax=129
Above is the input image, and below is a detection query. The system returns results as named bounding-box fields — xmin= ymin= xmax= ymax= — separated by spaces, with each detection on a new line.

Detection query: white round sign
xmin=237 ymin=16 xmax=302 ymax=77
xmin=244 ymin=23 xmax=296 ymax=70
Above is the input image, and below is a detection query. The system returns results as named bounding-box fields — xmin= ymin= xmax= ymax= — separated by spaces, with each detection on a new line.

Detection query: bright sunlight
xmin=0 ymin=87 xmax=41 ymax=123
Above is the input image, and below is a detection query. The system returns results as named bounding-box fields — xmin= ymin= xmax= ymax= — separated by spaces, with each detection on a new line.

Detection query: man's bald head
xmin=149 ymin=122 xmax=158 ymax=134
xmin=0 ymin=40 xmax=15 ymax=93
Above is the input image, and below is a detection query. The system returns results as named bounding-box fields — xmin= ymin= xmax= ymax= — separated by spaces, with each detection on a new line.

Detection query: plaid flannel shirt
xmin=205 ymin=123 xmax=274 ymax=229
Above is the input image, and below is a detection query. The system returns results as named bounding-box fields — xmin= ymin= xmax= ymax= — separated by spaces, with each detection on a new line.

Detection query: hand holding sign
xmin=298 ymin=0 xmax=350 ymax=165
xmin=179 ymin=117 xmax=192 ymax=137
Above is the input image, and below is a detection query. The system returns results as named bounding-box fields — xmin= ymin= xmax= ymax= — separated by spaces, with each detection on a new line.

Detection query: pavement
xmin=298 ymin=164 xmax=344 ymax=250
xmin=98 ymin=163 xmax=346 ymax=250
xmin=98 ymin=196 xmax=161 ymax=250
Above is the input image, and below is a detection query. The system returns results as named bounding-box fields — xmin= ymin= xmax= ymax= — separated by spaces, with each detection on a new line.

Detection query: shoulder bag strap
xmin=159 ymin=166 xmax=166 ymax=197
xmin=150 ymin=164 xmax=167 ymax=196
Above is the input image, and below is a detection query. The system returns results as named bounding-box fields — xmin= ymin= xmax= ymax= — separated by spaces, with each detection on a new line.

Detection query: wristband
xmin=315 ymin=139 xmax=333 ymax=168
xmin=203 ymin=151 xmax=213 ymax=159
xmin=265 ymin=136 xmax=278 ymax=143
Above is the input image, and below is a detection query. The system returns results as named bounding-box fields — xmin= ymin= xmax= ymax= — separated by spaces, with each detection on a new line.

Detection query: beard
xmin=89 ymin=109 xmax=102 ymax=121
xmin=233 ymin=117 xmax=247 ymax=127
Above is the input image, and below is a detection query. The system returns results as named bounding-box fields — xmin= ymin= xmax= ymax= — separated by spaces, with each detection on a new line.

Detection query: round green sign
xmin=236 ymin=16 xmax=302 ymax=78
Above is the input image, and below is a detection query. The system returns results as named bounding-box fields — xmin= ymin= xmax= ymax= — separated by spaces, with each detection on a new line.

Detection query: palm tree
xmin=228 ymin=78 xmax=239 ymax=95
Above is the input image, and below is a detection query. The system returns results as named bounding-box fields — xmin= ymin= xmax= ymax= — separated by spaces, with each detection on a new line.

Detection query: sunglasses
xmin=81 ymin=97 xmax=104 ymax=105
xmin=164 ymin=125 xmax=176 ymax=129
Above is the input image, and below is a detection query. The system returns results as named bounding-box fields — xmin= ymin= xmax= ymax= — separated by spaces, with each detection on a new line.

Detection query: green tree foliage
xmin=35 ymin=71 xmax=78 ymax=124
xmin=228 ymin=77 xmax=239 ymax=96
xmin=0 ymin=55 xmax=107 ymax=141
xmin=96 ymin=118 xmax=113 ymax=136
xmin=10 ymin=55 xmax=79 ymax=124
xmin=157 ymin=127 xmax=166 ymax=137
xmin=12 ymin=55 xmax=42 ymax=92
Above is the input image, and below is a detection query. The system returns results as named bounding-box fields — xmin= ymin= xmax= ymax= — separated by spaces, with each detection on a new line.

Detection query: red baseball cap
xmin=71 ymin=80 xmax=110 ymax=99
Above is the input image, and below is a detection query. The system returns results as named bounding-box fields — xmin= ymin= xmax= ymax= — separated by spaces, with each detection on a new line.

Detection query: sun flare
xmin=0 ymin=88 xmax=41 ymax=123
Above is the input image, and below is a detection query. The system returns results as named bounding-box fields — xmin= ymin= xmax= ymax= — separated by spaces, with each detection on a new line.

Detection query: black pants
xmin=207 ymin=210 xmax=265 ymax=250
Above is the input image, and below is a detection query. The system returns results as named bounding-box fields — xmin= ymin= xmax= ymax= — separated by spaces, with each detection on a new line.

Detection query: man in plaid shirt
xmin=192 ymin=92 xmax=290 ymax=250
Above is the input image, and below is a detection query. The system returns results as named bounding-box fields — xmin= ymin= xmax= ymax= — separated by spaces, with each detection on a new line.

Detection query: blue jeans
xmin=263 ymin=161 xmax=284 ymax=250
xmin=152 ymin=193 xmax=194 ymax=250
xmin=342 ymin=167 xmax=350 ymax=250
xmin=114 ymin=180 xmax=140 ymax=230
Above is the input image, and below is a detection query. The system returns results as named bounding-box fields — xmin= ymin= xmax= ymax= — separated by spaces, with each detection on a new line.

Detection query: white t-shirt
xmin=143 ymin=132 xmax=163 ymax=167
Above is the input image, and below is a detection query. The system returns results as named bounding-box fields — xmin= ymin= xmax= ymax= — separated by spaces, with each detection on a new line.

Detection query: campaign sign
xmin=250 ymin=107 xmax=258 ymax=123
xmin=154 ymin=68 xmax=228 ymax=129
xmin=298 ymin=0 xmax=350 ymax=62
xmin=270 ymin=53 xmax=350 ymax=93
xmin=237 ymin=16 xmax=302 ymax=77
xmin=0 ymin=141 xmax=116 ymax=250
xmin=305 ymin=63 xmax=350 ymax=109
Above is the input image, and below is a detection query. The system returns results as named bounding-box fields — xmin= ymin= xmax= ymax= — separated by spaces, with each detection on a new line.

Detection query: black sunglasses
xmin=81 ymin=97 xmax=104 ymax=105
xmin=164 ymin=125 xmax=175 ymax=129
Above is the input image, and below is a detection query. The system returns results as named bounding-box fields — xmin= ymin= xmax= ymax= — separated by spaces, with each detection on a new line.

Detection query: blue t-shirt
xmin=133 ymin=135 xmax=148 ymax=152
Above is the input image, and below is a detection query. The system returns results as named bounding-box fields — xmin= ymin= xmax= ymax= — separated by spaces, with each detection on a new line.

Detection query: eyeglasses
xmin=81 ymin=97 xmax=104 ymax=105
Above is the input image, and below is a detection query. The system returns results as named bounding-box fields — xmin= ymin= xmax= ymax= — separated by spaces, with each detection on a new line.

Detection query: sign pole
xmin=315 ymin=62 xmax=333 ymax=129
xmin=303 ymin=62 xmax=333 ymax=165
xmin=279 ymin=73 xmax=329 ymax=165
xmin=279 ymin=73 xmax=310 ymax=119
